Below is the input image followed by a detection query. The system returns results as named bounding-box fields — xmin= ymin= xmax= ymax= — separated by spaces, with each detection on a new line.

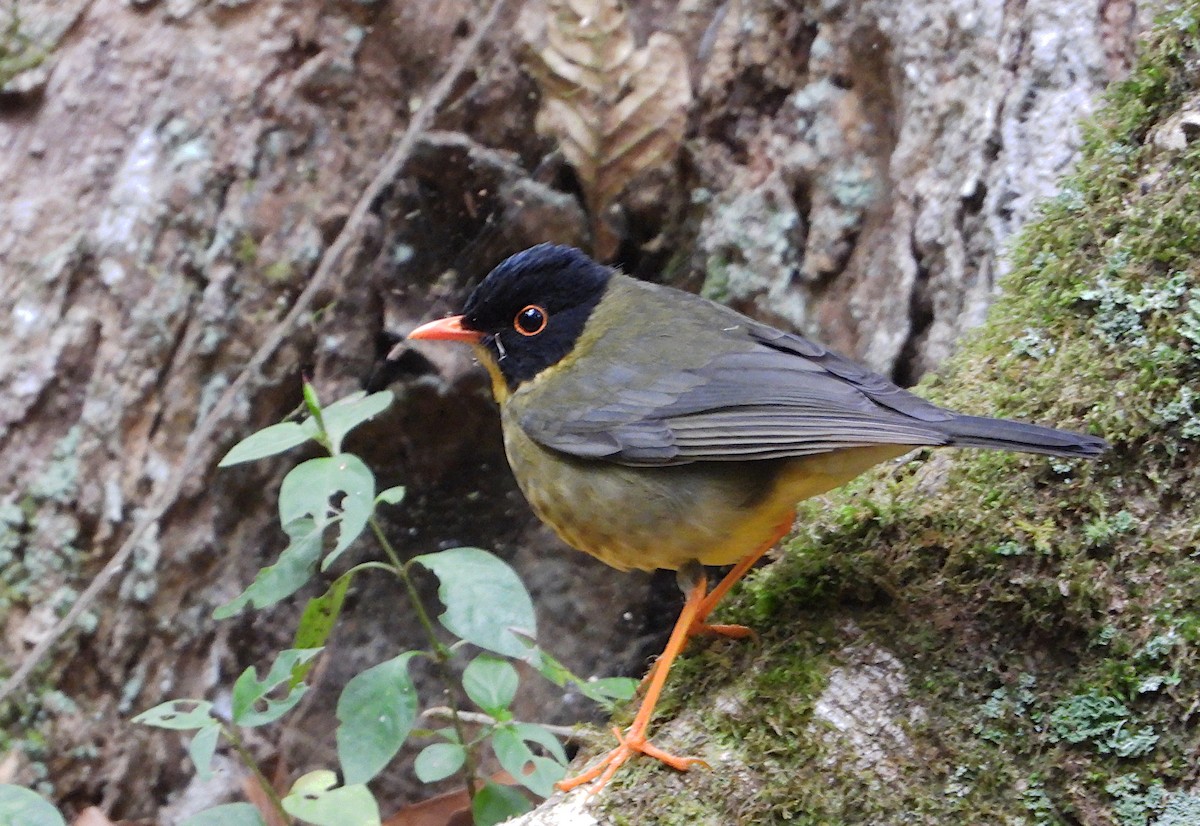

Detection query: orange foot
xmin=558 ymin=572 xmax=713 ymax=794
xmin=691 ymin=621 xmax=755 ymax=639
xmin=556 ymin=726 xmax=709 ymax=794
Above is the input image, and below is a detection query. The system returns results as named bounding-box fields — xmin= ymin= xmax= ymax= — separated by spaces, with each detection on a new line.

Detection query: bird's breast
xmin=499 ymin=405 xmax=909 ymax=572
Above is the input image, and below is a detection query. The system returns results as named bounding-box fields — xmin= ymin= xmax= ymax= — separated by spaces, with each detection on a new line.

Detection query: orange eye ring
xmin=514 ymin=304 xmax=548 ymax=336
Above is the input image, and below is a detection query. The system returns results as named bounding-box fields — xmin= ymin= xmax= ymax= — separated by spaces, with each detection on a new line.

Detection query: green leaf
xmin=279 ymin=456 xmax=375 ymax=569
xmin=491 ymin=724 xmax=565 ymax=798
xmin=291 ymin=573 xmax=354 ymax=688
xmin=180 ymin=802 xmax=267 ymax=826
xmin=232 ymin=648 xmax=321 ymax=727
xmin=434 ymin=726 xmax=461 ymax=744
xmin=320 ymin=391 xmax=394 ymax=453
xmin=531 ymin=648 xmax=637 ymax=707
xmin=463 ymin=654 xmax=519 ymax=717
xmin=411 ymin=548 xmax=537 ymax=660
xmin=413 ymin=743 xmax=467 ymax=783
xmin=0 ymin=784 xmax=67 ymax=826
xmin=301 ymin=380 xmax=323 ymax=422
xmin=282 ymin=770 xmax=380 ymax=826
xmin=133 ymin=699 xmax=216 ymax=730
xmin=188 ymin=724 xmax=222 ymax=781
xmin=213 ymin=517 xmax=323 ymax=619
xmin=216 ymin=391 xmax=392 ymax=468
xmin=578 ymin=677 xmax=639 ymax=703
xmin=512 ymin=722 xmax=568 ymax=765
xmin=336 ymin=652 xmax=419 ymax=784
xmin=218 ymin=421 xmax=315 ymax=467
xmin=531 ymin=648 xmax=571 ymax=687
xmin=375 ymin=486 xmax=406 ymax=506
xmin=471 ymin=780 xmax=531 ymax=826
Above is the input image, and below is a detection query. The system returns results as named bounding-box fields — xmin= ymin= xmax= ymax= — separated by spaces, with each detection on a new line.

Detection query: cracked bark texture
xmin=0 ymin=0 xmax=1136 ymax=820
xmin=681 ymin=0 xmax=1135 ymax=381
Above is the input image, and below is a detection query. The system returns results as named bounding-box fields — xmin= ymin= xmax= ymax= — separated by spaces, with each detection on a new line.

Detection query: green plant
xmin=134 ymin=382 xmax=636 ymax=826
xmin=0 ymin=784 xmax=66 ymax=826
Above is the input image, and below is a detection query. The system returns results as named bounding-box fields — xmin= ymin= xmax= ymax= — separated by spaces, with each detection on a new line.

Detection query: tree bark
xmin=0 ymin=0 xmax=1137 ymax=820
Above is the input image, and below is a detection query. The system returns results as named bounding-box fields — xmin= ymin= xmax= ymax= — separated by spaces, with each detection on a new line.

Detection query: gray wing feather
xmin=519 ymin=326 xmax=951 ymax=466
xmin=515 ymin=277 xmax=1104 ymax=464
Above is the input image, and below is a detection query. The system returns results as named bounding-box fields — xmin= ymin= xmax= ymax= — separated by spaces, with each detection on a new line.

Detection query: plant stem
xmin=369 ymin=517 xmax=480 ymax=803
xmin=224 ymin=724 xmax=291 ymax=824
xmin=345 ymin=560 xmax=397 ymax=577
xmin=421 ymin=705 xmax=591 ymax=742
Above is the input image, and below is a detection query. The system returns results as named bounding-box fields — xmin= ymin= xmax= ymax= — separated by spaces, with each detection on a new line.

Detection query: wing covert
xmin=511 ymin=276 xmax=954 ymax=465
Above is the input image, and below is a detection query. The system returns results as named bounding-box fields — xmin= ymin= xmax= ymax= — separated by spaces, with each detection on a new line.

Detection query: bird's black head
xmin=460 ymin=244 xmax=614 ymax=389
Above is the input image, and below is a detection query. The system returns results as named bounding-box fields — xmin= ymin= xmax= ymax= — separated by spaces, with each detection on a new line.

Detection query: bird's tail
xmin=940 ymin=414 xmax=1108 ymax=458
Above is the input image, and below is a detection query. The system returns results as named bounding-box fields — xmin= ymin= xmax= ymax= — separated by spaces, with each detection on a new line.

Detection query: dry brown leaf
xmin=381 ymin=785 xmax=473 ymax=826
xmin=521 ymin=0 xmax=692 ymax=259
xmin=381 ymin=771 xmax=531 ymax=826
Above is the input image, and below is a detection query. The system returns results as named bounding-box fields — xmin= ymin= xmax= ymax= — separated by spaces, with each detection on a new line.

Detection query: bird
xmin=403 ymin=243 xmax=1107 ymax=793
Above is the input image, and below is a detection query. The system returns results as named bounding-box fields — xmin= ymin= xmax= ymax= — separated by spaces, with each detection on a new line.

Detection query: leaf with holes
xmin=213 ymin=516 xmax=324 ymax=619
xmin=231 ymin=648 xmax=321 ymax=727
xmin=411 ymin=548 xmax=537 ymax=660
xmin=282 ymin=771 xmax=380 ymax=826
xmin=133 ymin=699 xmax=216 ymax=730
xmin=491 ymin=723 xmax=566 ymax=797
xmin=278 ymin=456 xmax=375 ymax=570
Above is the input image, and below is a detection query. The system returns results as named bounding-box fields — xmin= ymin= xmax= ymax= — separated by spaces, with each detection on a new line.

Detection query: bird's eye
xmin=514 ymin=304 xmax=548 ymax=336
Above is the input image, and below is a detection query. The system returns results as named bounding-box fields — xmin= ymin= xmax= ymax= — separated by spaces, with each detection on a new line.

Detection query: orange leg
xmin=636 ymin=513 xmax=796 ymax=691
xmin=560 ymin=516 xmax=796 ymax=793
xmin=556 ymin=571 xmax=711 ymax=794
xmin=691 ymin=511 xmax=795 ymax=637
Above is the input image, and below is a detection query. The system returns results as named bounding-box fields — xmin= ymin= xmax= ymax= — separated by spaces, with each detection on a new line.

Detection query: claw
xmin=556 ymin=727 xmax=708 ymax=795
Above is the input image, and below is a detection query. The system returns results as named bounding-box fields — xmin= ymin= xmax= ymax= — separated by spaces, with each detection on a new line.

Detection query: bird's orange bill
xmin=407 ymin=315 xmax=483 ymax=344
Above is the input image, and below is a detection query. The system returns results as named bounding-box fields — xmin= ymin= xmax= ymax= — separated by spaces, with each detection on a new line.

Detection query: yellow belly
xmin=501 ymin=412 xmax=910 ymax=572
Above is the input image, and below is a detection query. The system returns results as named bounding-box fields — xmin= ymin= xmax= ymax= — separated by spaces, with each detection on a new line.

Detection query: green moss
xmin=700 ymin=254 xmax=731 ymax=303
xmin=587 ymin=4 xmax=1200 ymax=823
xmin=262 ymin=259 xmax=294 ymax=282
xmin=1048 ymin=691 xmax=1158 ymax=757
xmin=0 ymin=3 xmax=46 ymax=88
xmin=235 ymin=233 xmax=260 ymax=266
